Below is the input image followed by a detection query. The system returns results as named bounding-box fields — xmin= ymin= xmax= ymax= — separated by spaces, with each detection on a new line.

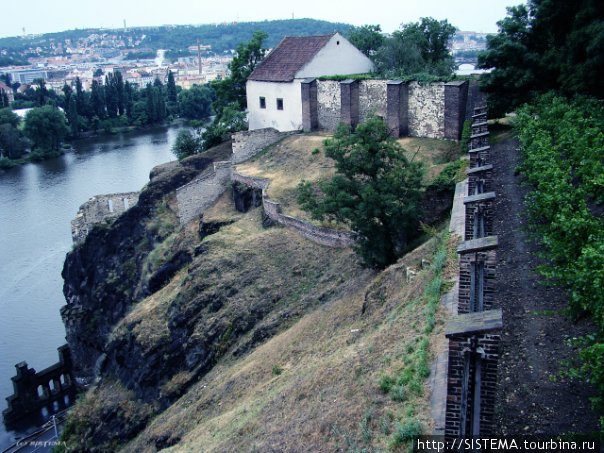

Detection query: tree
xmin=104 ymin=74 xmax=118 ymax=118
xmin=75 ymin=77 xmax=88 ymax=118
xmin=211 ymin=30 xmax=267 ymax=114
xmin=166 ymin=70 xmax=178 ymax=104
xmin=0 ymin=108 xmax=20 ymax=128
xmin=23 ymin=105 xmax=68 ymax=156
xmin=124 ymin=81 xmax=134 ymax=120
xmin=172 ymin=129 xmax=201 ymax=160
xmin=0 ymin=123 xmax=26 ymax=159
xmin=90 ymin=80 xmax=105 ymax=119
xmin=297 ymin=116 xmax=425 ymax=268
xmin=374 ymin=17 xmax=456 ymax=77
xmin=177 ymin=84 xmax=214 ymax=119
xmin=1 ymin=90 xmax=9 ymax=108
xmin=478 ymin=0 xmax=604 ymax=115
xmin=33 ymin=78 xmax=50 ymax=107
xmin=201 ymin=102 xmax=246 ymax=150
xmin=67 ymin=95 xmax=79 ymax=137
xmin=347 ymin=25 xmax=385 ymax=57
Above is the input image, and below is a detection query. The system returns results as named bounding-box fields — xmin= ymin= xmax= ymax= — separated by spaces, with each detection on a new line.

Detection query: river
xmin=0 ymin=124 xmax=186 ymax=448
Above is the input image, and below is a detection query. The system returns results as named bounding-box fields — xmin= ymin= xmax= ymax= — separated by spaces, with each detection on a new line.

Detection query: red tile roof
xmin=248 ymin=34 xmax=335 ymax=82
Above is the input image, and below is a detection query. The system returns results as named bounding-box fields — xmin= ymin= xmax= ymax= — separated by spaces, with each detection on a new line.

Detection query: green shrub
xmin=516 ymin=94 xmax=604 ymax=427
xmin=390 ymin=419 xmax=423 ymax=447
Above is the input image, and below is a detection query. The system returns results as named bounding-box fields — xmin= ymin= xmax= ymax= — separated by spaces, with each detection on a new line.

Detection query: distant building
xmin=246 ymin=33 xmax=374 ymax=131
xmin=7 ymin=69 xmax=49 ymax=84
xmin=0 ymin=81 xmax=14 ymax=104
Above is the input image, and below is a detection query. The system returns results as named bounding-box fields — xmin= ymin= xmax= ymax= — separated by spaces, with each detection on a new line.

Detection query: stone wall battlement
xmin=306 ymin=79 xmax=473 ymax=141
xmin=232 ymin=171 xmax=356 ymax=248
xmin=71 ymin=192 xmax=139 ymax=243
xmin=175 ymin=161 xmax=232 ymax=225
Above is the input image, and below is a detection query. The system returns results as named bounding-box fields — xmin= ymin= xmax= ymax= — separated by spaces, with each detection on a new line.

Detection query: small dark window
xmin=337 ymin=40 xmax=340 ymax=45
xmin=259 ymin=97 xmax=266 ymax=109
xmin=276 ymin=98 xmax=284 ymax=110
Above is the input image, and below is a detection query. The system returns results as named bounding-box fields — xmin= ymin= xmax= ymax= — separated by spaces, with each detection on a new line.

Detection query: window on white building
xmin=276 ymin=98 xmax=284 ymax=110
xmin=259 ymin=97 xmax=266 ymax=109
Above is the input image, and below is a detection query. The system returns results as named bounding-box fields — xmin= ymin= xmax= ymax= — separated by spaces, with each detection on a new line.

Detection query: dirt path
xmin=491 ymin=137 xmax=599 ymax=435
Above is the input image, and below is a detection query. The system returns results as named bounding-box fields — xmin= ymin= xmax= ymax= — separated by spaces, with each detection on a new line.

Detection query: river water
xmin=0 ymin=125 xmax=185 ymax=447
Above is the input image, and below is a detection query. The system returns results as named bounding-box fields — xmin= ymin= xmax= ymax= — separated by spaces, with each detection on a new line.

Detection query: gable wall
xmin=296 ymin=33 xmax=374 ymax=78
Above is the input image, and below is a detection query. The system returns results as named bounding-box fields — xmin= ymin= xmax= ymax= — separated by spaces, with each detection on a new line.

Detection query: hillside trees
xmin=347 ymin=25 xmax=385 ymax=57
xmin=177 ymin=84 xmax=214 ymax=120
xmin=200 ymin=31 xmax=267 ymax=148
xmin=478 ymin=0 xmax=604 ymax=115
xmin=211 ymin=30 xmax=267 ymax=114
xmin=297 ymin=116 xmax=424 ymax=268
xmin=351 ymin=18 xmax=456 ymax=79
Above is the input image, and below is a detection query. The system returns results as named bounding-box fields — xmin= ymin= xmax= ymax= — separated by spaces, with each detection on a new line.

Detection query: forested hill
xmin=0 ymin=19 xmax=352 ymax=56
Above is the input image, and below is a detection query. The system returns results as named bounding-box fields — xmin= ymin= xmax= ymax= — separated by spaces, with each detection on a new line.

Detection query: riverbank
xmin=0 ymin=124 xmax=182 ymax=449
xmin=0 ymin=117 xmax=204 ymax=171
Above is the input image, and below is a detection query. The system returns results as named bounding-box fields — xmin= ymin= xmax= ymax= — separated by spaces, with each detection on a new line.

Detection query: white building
xmin=246 ymin=33 xmax=374 ymax=132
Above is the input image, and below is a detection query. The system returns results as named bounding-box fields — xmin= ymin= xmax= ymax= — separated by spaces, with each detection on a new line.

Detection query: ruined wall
xmin=408 ymin=81 xmax=445 ymax=138
xmin=232 ymin=128 xmax=292 ymax=164
xmin=71 ymin=192 xmax=139 ymax=243
xmin=358 ymin=80 xmax=387 ymax=123
xmin=316 ymin=80 xmax=341 ymax=131
xmin=175 ymin=161 xmax=232 ymax=225
xmin=313 ymin=79 xmax=462 ymax=140
xmin=232 ymin=170 xmax=356 ymax=248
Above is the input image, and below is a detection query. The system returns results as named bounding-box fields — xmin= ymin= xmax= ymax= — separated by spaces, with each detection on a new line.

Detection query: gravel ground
xmin=490 ymin=136 xmax=600 ymax=435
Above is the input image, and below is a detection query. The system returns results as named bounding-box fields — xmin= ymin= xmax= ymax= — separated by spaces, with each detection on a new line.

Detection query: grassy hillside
xmin=58 ymin=133 xmax=459 ymax=452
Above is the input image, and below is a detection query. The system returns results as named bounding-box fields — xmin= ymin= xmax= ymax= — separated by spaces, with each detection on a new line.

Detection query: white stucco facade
xmin=295 ymin=33 xmax=374 ymax=79
xmin=247 ymin=33 xmax=374 ymax=132
xmin=247 ymin=79 xmax=303 ymax=131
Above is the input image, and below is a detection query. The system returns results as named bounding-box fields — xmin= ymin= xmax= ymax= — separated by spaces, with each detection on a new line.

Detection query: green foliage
xmin=428 ymin=159 xmax=466 ymax=193
xmin=516 ymin=95 xmax=604 ymax=427
xmin=271 ymin=364 xmax=283 ymax=376
xmin=460 ymin=119 xmax=471 ymax=153
xmin=211 ymin=30 xmax=267 ymax=115
xmin=177 ymin=84 xmax=214 ymax=120
xmin=479 ymin=1 xmax=604 ymax=116
xmin=172 ymin=129 xmax=202 ymax=160
xmin=390 ymin=419 xmax=423 ymax=448
xmin=347 ymin=25 xmax=385 ymax=57
xmin=0 ymin=107 xmax=20 ymax=128
xmin=23 ymin=105 xmax=68 ymax=156
xmin=374 ymin=17 xmax=456 ymax=79
xmin=297 ymin=116 xmax=425 ymax=268
xmin=201 ymin=103 xmax=246 ymax=150
xmin=0 ymin=156 xmax=17 ymax=169
xmin=0 ymin=19 xmax=351 ymax=56
xmin=0 ymin=123 xmax=27 ymax=159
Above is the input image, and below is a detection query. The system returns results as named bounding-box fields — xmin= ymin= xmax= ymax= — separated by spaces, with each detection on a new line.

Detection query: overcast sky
xmin=0 ymin=0 xmax=524 ymax=39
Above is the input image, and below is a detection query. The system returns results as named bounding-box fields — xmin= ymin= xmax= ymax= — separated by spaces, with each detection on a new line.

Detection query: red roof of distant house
xmin=248 ymin=34 xmax=335 ymax=82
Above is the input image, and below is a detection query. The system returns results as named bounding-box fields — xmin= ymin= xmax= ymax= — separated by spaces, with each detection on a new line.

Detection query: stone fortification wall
xmin=71 ymin=192 xmax=139 ymax=243
xmin=232 ymin=128 xmax=293 ymax=164
xmin=175 ymin=161 xmax=232 ymax=225
xmin=316 ymin=80 xmax=341 ymax=131
xmin=231 ymin=170 xmax=356 ymax=248
xmin=310 ymin=79 xmax=464 ymax=140
xmin=358 ymin=80 xmax=387 ymax=123
xmin=408 ymin=81 xmax=445 ymax=138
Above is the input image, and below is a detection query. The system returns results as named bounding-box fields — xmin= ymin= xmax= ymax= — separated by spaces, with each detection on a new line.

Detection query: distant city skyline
xmin=0 ymin=0 xmax=524 ymax=39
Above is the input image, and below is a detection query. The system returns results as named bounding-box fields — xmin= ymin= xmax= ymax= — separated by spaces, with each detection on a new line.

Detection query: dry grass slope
xmin=120 ymin=232 xmax=455 ymax=453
